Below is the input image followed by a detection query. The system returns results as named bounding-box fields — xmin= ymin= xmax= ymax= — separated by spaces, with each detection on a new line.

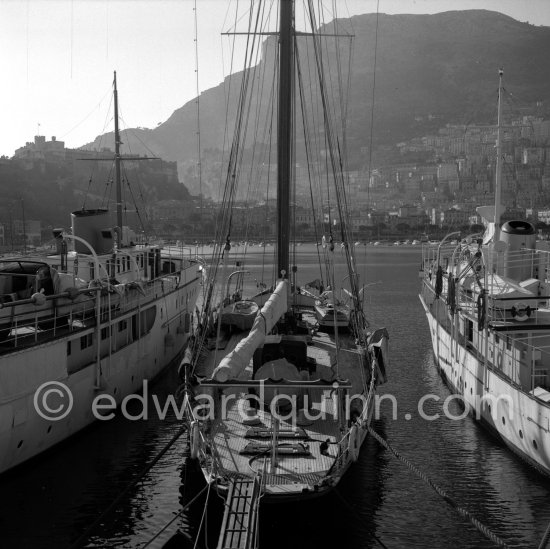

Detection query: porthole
xmin=470 ymin=388 xmax=473 ymax=395
xmin=47 ymin=425 xmax=52 ymax=434
xmin=519 ymin=430 xmax=523 ymax=439
xmin=114 ymin=387 xmax=118 ymax=395
xmin=502 ymin=417 xmax=506 ymax=425
xmin=533 ymin=440 xmax=538 ymax=450
xmin=17 ymin=440 xmax=23 ymax=449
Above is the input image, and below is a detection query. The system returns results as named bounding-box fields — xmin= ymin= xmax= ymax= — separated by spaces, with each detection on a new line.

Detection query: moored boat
xmin=419 ymin=69 xmax=550 ymax=475
xmin=179 ymin=0 xmax=388 ymax=518
xmin=0 ymin=73 xmax=201 ymax=475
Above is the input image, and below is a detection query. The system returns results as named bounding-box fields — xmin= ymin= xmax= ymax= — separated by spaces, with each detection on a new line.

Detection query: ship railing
xmin=482 ymin=330 xmax=550 ymax=393
xmin=183 ymin=395 xmax=224 ymax=477
xmin=0 ymin=286 xmax=102 ymax=351
xmin=0 ymin=271 xmax=186 ymax=353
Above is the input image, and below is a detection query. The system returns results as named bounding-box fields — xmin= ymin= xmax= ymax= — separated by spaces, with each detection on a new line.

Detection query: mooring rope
xmin=140 ymin=484 xmax=209 ymax=549
xmin=538 ymin=520 xmax=550 ymax=549
xmin=367 ymin=425 xmax=511 ymax=548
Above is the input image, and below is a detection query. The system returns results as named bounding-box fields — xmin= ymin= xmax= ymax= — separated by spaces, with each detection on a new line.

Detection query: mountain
xmin=85 ymin=10 xmax=550 ymax=198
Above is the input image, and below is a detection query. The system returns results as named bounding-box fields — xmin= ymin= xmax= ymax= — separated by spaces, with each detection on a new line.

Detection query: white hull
xmin=0 ymin=276 xmax=200 ymax=474
xmin=420 ymin=295 xmax=550 ymax=474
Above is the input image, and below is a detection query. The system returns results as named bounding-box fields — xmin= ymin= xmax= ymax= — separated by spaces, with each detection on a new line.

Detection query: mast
xmin=113 ymin=71 xmax=123 ymax=249
xmin=276 ymin=0 xmax=293 ymax=279
xmin=494 ymin=68 xmax=504 ymax=241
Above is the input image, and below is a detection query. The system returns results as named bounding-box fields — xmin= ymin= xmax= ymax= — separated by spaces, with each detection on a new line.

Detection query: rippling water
xmin=1 ymin=246 xmax=550 ymax=548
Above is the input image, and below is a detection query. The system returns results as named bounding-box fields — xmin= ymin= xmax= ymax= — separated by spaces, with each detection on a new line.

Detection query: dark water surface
xmin=1 ymin=246 xmax=549 ymax=548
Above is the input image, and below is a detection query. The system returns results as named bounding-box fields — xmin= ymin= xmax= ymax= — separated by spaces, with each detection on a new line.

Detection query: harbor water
xmin=1 ymin=245 xmax=549 ymax=548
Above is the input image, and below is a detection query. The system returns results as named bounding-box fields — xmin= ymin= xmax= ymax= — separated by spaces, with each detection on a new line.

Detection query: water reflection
xmin=0 ymin=248 xmax=549 ymax=548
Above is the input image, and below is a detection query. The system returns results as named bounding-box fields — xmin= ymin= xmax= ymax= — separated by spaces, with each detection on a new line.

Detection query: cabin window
xmin=139 ymin=307 xmax=157 ymax=336
xmin=506 ymin=338 xmax=512 ymax=351
xmin=466 ymin=320 xmax=473 ymax=343
xmin=89 ymin=262 xmax=95 ymax=280
xmin=80 ymin=333 xmax=93 ymax=350
xmin=495 ymin=334 xmax=500 ymax=344
xmin=118 ymin=319 xmax=128 ymax=332
xmin=67 ymin=340 xmax=72 ymax=356
xmin=101 ymin=326 xmax=111 ymax=340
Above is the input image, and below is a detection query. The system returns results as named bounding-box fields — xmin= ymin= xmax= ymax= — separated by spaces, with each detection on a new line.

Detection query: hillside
xmin=85 ymin=10 xmax=550 ymax=197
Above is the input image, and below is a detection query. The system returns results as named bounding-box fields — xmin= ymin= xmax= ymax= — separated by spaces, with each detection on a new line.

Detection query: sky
xmin=1 ymin=0 xmax=550 ymax=158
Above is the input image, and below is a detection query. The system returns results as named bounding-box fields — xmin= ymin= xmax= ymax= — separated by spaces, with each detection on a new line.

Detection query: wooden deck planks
xmin=210 ymin=396 xmax=341 ymax=488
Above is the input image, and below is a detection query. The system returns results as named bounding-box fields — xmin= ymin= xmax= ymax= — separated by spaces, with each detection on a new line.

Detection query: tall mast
xmin=494 ymin=68 xmax=504 ymax=241
xmin=113 ymin=71 xmax=123 ymax=248
xmin=276 ymin=0 xmax=293 ymax=279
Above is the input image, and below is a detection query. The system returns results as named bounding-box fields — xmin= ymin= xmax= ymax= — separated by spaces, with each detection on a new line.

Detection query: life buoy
xmin=348 ymin=425 xmax=360 ymax=462
xmin=510 ymin=302 xmax=531 ymax=322
xmin=190 ymin=420 xmax=200 ymax=460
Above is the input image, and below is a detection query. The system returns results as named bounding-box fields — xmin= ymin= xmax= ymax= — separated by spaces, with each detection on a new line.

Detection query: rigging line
xmin=118 ymin=115 xmax=160 ymax=159
xmin=296 ymin=45 xmax=324 ymax=284
xmin=300 ymin=13 xmax=324 ymax=226
xmin=117 ymin=123 xmax=152 ymax=234
xmin=193 ymin=481 xmax=212 ymax=549
xmin=307 ymin=1 xmax=360 ymax=307
xmin=69 ymin=425 xmax=189 ymax=549
xmin=241 ymin=2 xmax=274 ymax=249
xmin=220 ymin=2 xmax=264 ymax=239
xmin=122 ymin=165 xmax=148 ymax=237
xmin=139 ymin=484 xmax=209 ymax=549
xmin=366 ymin=0 xmax=380 ymax=213
xmin=70 ymin=0 xmax=74 ymax=78
xmin=205 ymin=0 xmax=260 ymax=303
xmin=193 ymin=0 xmax=203 ymax=214
xmin=59 ymin=87 xmax=112 ymax=141
xmin=260 ymin=92 xmax=276 ymax=288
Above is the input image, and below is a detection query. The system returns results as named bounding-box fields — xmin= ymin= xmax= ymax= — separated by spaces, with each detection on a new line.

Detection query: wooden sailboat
xmin=180 ymin=0 xmax=388 ymax=510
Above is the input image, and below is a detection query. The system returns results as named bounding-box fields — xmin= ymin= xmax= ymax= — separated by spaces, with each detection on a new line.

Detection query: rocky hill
xmin=85 ymin=10 xmax=550 ymax=197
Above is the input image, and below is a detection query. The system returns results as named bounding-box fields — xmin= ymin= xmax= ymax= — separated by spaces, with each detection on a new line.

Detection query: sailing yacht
xmin=0 ymin=73 xmax=201 ymax=474
xmin=180 ymin=0 xmax=388 ymax=517
xmin=420 ymin=69 xmax=550 ymax=475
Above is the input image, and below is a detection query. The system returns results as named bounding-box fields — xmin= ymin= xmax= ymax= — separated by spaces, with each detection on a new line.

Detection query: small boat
xmin=314 ymin=290 xmax=351 ymax=330
xmin=221 ymin=299 xmax=259 ymax=331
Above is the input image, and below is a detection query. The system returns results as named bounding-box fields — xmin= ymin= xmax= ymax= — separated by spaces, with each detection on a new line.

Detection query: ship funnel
xmin=71 ymin=209 xmax=114 ymax=255
xmin=500 ymin=220 xmax=536 ymax=280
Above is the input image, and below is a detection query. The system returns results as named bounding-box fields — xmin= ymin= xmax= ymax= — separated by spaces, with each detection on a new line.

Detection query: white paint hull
xmin=420 ymin=295 xmax=550 ymax=475
xmin=0 ymin=276 xmax=200 ymax=474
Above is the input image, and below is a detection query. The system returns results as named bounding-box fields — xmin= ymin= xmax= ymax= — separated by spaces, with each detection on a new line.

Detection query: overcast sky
xmin=2 ymin=0 xmax=550 ymax=157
